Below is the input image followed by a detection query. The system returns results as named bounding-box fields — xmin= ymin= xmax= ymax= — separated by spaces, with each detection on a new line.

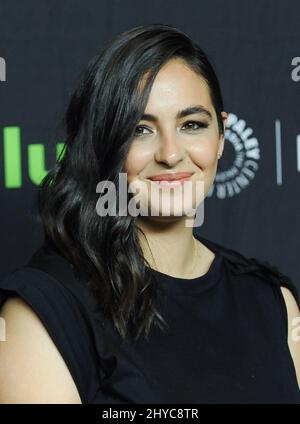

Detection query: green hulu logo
xmin=3 ymin=126 xmax=65 ymax=188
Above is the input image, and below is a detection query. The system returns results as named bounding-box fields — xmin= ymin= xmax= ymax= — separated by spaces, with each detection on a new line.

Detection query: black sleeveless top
xmin=0 ymin=235 xmax=299 ymax=404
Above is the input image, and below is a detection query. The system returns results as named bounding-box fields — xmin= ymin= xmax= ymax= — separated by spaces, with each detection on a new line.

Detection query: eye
xmin=181 ymin=121 xmax=209 ymax=131
xmin=134 ymin=125 xmax=153 ymax=137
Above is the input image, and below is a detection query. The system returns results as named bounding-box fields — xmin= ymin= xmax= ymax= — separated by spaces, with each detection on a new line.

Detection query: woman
xmin=0 ymin=24 xmax=299 ymax=404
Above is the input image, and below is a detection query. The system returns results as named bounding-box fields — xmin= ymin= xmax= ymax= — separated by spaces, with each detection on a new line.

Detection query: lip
xmin=147 ymin=172 xmax=194 ymax=181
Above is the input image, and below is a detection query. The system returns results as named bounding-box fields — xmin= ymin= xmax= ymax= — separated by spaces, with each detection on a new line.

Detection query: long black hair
xmin=37 ymin=23 xmax=225 ymax=341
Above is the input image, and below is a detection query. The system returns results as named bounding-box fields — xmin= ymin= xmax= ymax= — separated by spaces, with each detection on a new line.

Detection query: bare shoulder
xmin=280 ymin=286 xmax=300 ymax=388
xmin=0 ymin=296 xmax=82 ymax=404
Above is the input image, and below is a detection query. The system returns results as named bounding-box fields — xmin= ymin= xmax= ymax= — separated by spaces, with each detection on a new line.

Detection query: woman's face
xmin=124 ymin=58 xmax=227 ymax=222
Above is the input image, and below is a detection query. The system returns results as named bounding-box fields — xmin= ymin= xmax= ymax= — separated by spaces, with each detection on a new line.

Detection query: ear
xmin=218 ymin=111 xmax=228 ymax=157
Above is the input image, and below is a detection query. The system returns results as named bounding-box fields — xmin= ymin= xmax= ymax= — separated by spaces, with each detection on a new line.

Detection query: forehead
xmin=142 ymin=59 xmax=212 ymax=114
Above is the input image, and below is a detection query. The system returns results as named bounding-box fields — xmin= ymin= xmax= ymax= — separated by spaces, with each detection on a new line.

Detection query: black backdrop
xmin=0 ymin=0 xmax=299 ymax=289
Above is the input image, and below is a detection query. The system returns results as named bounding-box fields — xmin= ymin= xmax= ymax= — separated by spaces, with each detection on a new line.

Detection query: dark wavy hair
xmin=37 ymin=23 xmax=225 ymax=341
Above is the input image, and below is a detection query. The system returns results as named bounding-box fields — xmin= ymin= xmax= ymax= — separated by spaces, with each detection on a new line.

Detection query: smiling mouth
xmin=146 ymin=174 xmax=194 ymax=187
xmin=147 ymin=172 xmax=194 ymax=181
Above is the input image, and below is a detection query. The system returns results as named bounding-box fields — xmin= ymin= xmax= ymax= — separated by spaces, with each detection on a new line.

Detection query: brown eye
xmin=134 ymin=125 xmax=152 ymax=137
xmin=182 ymin=121 xmax=208 ymax=131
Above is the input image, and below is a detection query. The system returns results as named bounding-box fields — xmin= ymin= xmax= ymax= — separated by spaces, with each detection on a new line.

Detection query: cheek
xmin=124 ymin=144 xmax=153 ymax=182
xmin=188 ymin=137 xmax=219 ymax=169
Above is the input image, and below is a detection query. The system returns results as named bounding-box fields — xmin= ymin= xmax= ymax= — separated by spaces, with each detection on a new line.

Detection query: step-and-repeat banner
xmin=0 ymin=0 xmax=299 ymax=287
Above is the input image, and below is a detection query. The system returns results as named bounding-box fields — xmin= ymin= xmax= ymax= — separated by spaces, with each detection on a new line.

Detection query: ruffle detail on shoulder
xmin=197 ymin=235 xmax=300 ymax=309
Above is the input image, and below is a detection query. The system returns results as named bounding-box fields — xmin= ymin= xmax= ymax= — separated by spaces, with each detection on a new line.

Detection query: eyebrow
xmin=140 ymin=105 xmax=213 ymax=123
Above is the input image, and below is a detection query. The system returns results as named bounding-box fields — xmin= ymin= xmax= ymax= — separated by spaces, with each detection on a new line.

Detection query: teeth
xmin=153 ymin=179 xmax=183 ymax=186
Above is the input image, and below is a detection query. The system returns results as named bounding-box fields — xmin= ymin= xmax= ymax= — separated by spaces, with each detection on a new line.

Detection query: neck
xmin=136 ymin=216 xmax=203 ymax=278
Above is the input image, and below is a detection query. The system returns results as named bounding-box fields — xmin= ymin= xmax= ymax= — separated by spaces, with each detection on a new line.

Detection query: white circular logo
xmin=208 ymin=113 xmax=260 ymax=199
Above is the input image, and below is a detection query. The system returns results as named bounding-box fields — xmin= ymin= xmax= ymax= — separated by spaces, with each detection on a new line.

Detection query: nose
xmin=154 ymin=133 xmax=185 ymax=167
